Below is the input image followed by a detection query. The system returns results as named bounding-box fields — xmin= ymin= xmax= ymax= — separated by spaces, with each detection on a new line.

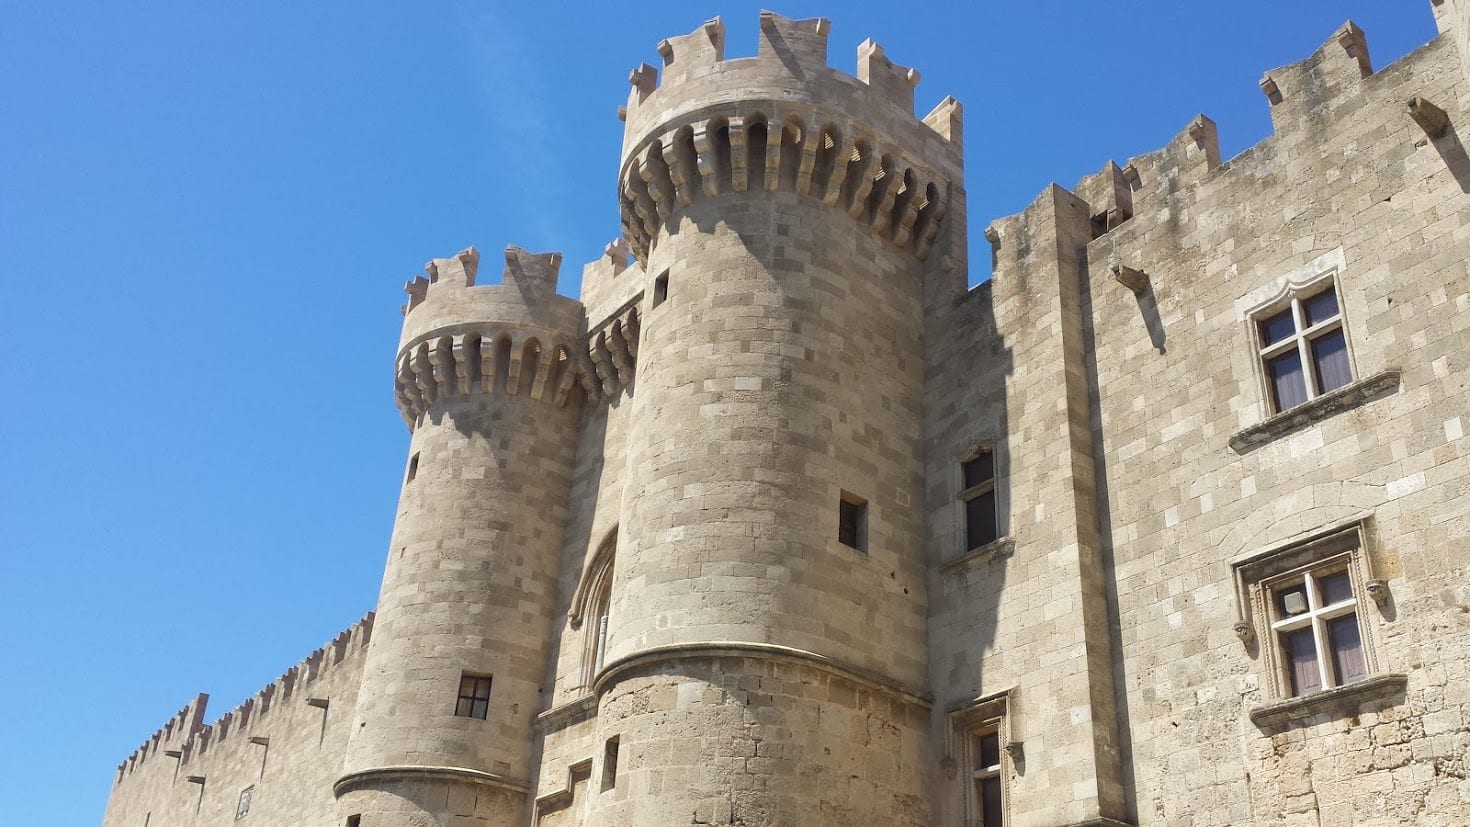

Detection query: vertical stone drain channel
xmin=336 ymin=247 xmax=585 ymax=826
xmin=597 ymin=13 xmax=965 ymax=825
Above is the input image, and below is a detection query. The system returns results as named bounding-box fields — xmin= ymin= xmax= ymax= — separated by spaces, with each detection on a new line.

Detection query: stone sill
xmin=940 ymin=537 xmax=1016 ymax=575
xmin=1229 ymin=369 xmax=1401 ymax=454
xmin=1248 ymin=673 xmax=1407 ymax=731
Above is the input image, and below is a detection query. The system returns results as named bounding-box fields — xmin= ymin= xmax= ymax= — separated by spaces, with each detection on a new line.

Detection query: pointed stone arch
xmin=568 ymin=526 xmax=618 ymax=689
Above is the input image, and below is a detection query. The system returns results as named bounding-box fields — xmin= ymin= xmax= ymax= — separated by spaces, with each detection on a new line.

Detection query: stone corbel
xmin=1233 ymin=620 xmax=1254 ymax=646
xmin=1111 ymin=263 xmax=1149 ymax=294
xmin=1407 ymin=96 xmax=1450 ymax=139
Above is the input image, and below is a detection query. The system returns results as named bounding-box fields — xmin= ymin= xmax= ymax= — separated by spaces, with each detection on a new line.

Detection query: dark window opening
xmin=838 ymin=492 xmax=867 ymax=552
xmin=406 ymin=452 xmax=420 ymax=483
xmin=346 ymin=817 xmax=361 ymax=827
xmin=1256 ymin=283 xmax=1352 ymax=413
xmin=652 ymin=270 xmax=669 ymax=307
xmin=454 ymin=673 xmax=492 ymax=719
xmin=1269 ymin=564 xmax=1367 ymax=698
xmin=971 ymin=727 xmax=1004 ymax=826
xmin=601 ymin=736 xmax=620 ymax=791
xmin=961 ymin=449 xmax=999 ymax=550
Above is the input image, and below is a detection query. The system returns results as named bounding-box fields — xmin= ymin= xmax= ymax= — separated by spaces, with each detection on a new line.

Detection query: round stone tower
xmin=596 ymin=14 xmax=963 ymax=825
xmin=336 ymin=246 xmax=585 ymax=825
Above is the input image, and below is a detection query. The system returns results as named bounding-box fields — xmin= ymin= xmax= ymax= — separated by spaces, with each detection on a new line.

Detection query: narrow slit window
xmin=652 ymin=270 xmax=669 ymax=307
xmin=454 ymin=673 xmax=492 ymax=719
xmin=406 ymin=452 xmax=420 ymax=483
xmin=838 ymin=492 xmax=868 ymax=553
xmin=602 ymin=736 xmax=620 ymax=791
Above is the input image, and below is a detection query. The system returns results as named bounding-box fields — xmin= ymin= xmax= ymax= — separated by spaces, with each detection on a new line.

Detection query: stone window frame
xmin=1248 ymin=272 xmax=1355 ymax=415
xmin=1229 ymin=518 xmax=1404 ymax=728
xmin=943 ymin=442 xmax=1013 ymax=571
xmin=1230 ymin=248 xmax=1401 ymax=453
xmin=235 ymin=785 xmax=253 ymax=820
xmin=947 ymin=689 xmax=1018 ymax=827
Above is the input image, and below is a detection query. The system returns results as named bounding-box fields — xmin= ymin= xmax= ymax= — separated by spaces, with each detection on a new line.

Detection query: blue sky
xmin=0 ymin=1 xmax=1441 ymax=822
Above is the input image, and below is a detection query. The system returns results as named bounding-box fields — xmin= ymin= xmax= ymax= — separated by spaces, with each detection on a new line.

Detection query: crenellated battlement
xmin=112 ymin=692 xmax=208 ymax=785
xmin=980 ymin=17 xmax=1445 ymax=287
xmin=393 ymin=244 xmax=643 ymax=426
xmin=617 ymin=12 xmax=963 ymax=266
xmin=621 ymin=13 xmax=933 ymax=133
xmin=112 ymin=614 xmax=373 ymax=786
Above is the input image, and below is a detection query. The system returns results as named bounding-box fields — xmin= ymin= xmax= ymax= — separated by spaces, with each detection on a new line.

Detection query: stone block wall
xmin=102 ymin=617 xmax=372 ymax=827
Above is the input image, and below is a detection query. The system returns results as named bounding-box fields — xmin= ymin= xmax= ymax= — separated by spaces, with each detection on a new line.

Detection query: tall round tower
xmin=595 ymin=14 xmax=963 ymax=825
xmin=336 ymin=246 xmax=585 ymax=825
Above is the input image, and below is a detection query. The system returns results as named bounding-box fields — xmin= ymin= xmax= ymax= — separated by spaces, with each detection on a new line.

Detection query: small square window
xmin=838 ymin=492 xmax=867 ymax=552
xmin=346 ymin=817 xmax=361 ymax=827
xmin=454 ymin=673 xmax=492 ymax=719
xmin=960 ymin=448 xmax=999 ymax=551
xmin=1253 ymin=282 xmax=1353 ymax=413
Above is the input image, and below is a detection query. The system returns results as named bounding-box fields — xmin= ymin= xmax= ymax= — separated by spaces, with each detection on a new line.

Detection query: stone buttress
xmin=336 ymin=247 xmax=586 ymax=825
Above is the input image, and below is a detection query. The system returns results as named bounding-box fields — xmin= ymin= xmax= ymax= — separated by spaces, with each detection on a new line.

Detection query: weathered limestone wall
xmin=529 ymin=333 xmax=640 ymax=825
xmin=1087 ymin=25 xmax=1470 ymax=827
xmin=928 ymin=17 xmax=1470 ymax=827
xmin=924 ymin=184 xmax=1130 ymax=827
xmin=102 ymin=617 xmax=372 ymax=827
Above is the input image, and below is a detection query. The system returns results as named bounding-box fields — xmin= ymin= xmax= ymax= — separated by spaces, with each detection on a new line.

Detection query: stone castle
xmin=103 ymin=4 xmax=1470 ymax=826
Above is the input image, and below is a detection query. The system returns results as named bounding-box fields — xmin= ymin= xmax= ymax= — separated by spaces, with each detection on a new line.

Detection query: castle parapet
xmin=617 ymin=12 xmax=963 ymax=264
xmin=111 ymin=613 xmax=374 ymax=787
xmin=394 ymin=245 xmax=589 ymax=426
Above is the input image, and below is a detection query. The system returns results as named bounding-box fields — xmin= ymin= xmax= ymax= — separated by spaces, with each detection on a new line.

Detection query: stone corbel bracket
xmin=1407 ymin=96 xmax=1450 ymax=138
xmin=1111 ymin=263 xmax=1149 ymax=294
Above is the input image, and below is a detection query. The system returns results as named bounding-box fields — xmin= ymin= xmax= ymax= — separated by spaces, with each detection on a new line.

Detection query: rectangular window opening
xmin=838 ymin=492 xmax=868 ymax=553
xmin=1266 ymin=562 xmax=1367 ymax=698
xmin=970 ymin=724 xmax=1004 ymax=827
xmin=454 ymin=673 xmax=492 ymax=719
xmin=601 ymin=736 xmax=620 ymax=791
xmin=960 ymin=448 xmax=1000 ymax=551
xmin=346 ymin=817 xmax=361 ymax=827
xmin=235 ymin=786 xmax=253 ymax=820
xmin=652 ymin=270 xmax=669 ymax=307
xmin=1255 ymin=282 xmax=1352 ymax=413
xmin=406 ymin=452 xmax=420 ymax=483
